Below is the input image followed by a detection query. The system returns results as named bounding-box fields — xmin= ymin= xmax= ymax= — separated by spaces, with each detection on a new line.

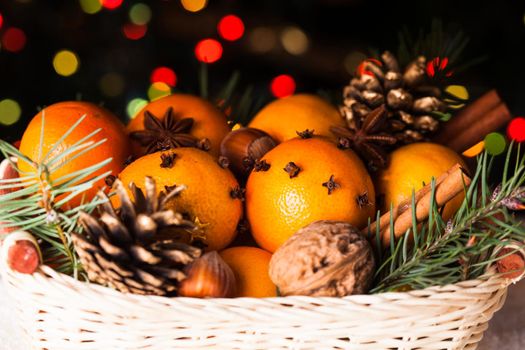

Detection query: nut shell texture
xmin=269 ymin=220 xmax=375 ymax=297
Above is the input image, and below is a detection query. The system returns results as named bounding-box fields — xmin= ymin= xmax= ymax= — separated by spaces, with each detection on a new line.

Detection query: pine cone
xmin=72 ymin=177 xmax=203 ymax=296
xmin=341 ymin=51 xmax=447 ymax=144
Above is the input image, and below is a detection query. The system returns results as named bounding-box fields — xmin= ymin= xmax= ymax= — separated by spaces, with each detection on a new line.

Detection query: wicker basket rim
xmin=5 ymin=262 xmax=511 ymax=304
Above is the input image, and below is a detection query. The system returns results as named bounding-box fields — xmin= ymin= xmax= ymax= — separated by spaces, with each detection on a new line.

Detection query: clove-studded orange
xmin=126 ymin=94 xmax=230 ymax=157
xmin=248 ymin=94 xmax=346 ymax=143
xmin=18 ymin=101 xmax=131 ymax=209
xmin=117 ymin=147 xmax=243 ymax=251
xmin=246 ymin=135 xmax=375 ymax=253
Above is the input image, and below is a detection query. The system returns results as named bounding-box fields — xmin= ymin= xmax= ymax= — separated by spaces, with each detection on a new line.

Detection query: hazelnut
xmin=1 ymin=231 xmax=42 ymax=274
xmin=220 ymin=127 xmax=277 ymax=181
xmin=269 ymin=220 xmax=375 ymax=297
xmin=179 ymin=251 xmax=237 ymax=298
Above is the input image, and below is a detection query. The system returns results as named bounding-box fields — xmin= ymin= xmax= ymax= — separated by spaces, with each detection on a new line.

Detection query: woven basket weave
xmin=0 ymin=260 xmax=511 ymax=350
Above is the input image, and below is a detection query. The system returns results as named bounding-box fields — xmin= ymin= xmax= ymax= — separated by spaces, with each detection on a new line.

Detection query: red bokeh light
xmin=122 ymin=23 xmax=147 ymax=40
xmin=1 ymin=27 xmax=27 ymax=53
xmin=150 ymin=67 xmax=177 ymax=87
xmin=507 ymin=117 xmax=525 ymax=142
xmin=356 ymin=58 xmax=382 ymax=77
xmin=217 ymin=15 xmax=245 ymax=41
xmin=101 ymin=0 xmax=123 ymax=10
xmin=270 ymin=75 xmax=296 ymax=98
xmin=195 ymin=39 xmax=223 ymax=63
xmin=0 ymin=13 xmax=3 ymax=30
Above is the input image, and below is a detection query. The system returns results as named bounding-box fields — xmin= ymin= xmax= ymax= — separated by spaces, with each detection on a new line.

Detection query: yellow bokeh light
xmin=127 ymin=98 xmax=148 ymax=119
xmin=0 ymin=99 xmax=22 ymax=126
xmin=99 ymin=72 xmax=125 ymax=97
xmin=462 ymin=140 xmax=485 ymax=158
xmin=180 ymin=0 xmax=207 ymax=12
xmin=445 ymin=85 xmax=469 ymax=109
xmin=53 ymin=50 xmax=80 ymax=77
xmin=248 ymin=27 xmax=277 ymax=53
xmin=280 ymin=26 xmax=309 ymax=55
xmin=343 ymin=51 xmax=368 ymax=74
xmin=79 ymin=0 xmax=102 ymax=14
xmin=129 ymin=3 xmax=152 ymax=25
xmin=148 ymin=82 xmax=171 ymax=101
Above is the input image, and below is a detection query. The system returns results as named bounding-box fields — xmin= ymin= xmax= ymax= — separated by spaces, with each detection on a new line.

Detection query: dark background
xmin=1 ymin=0 xmax=524 ymax=143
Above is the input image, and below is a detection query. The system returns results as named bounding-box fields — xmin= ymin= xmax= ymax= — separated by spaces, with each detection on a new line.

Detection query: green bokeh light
xmin=79 ymin=0 xmax=102 ymax=14
xmin=484 ymin=132 xmax=506 ymax=156
xmin=0 ymin=99 xmax=22 ymax=126
xmin=129 ymin=3 xmax=152 ymax=25
xmin=147 ymin=82 xmax=171 ymax=101
xmin=127 ymin=98 xmax=148 ymax=119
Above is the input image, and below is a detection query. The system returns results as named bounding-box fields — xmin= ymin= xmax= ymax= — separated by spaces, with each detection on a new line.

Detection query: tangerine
xmin=127 ymin=94 xmax=230 ymax=157
xmin=118 ymin=148 xmax=243 ymax=251
xmin=246 ymin=136 xmax=375 ymax=253
xmin=248 ymin=94 xmax=345 ymax=143
xmin=375 ymin=142 xmax=467 ymax=221
xmin=18 ymin=101 xmax=130 ymax=208
xmin=220 ymin=246 xmax=276 ymax=297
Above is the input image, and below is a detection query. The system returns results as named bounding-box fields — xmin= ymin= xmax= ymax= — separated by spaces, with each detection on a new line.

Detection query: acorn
xmin=220 ymin=127 xmax=277 ymax=181
xmin=178 ymin=251 xmax=237 ymax=298
xmin=1 ymin=231 xmax=42 ymax=274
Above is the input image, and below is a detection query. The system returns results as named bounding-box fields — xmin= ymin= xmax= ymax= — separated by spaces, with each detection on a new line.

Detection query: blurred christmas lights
xmin=507 ymin=117 xmax=525 ymax=142
xmin=122 ymin=23 xmax=147 ymax=40
xmin=129 ymin=3 xmax=152 ymax=25
xmin=195 ymin=39 xmax=223 ymax=63
xmin=0 ymin=99 xmax=21 ymax=126
xmin=101 ymin=0 xmax=123 ymax=10
xmin=484 ymin=132 xmax=506 ymax=155
xmin=150 ymin=67 xmax=177 ymax=87
xmin=99 ymin=72 xmax=125 ymax=97
xmin=79 ymin=0 xmax=102 ymax=14
xmin=280 ymin=27 xmax=309 ymax=55
xmin=181 ymin=0 xmax=207 ymax=13
xmin=248 ymin=27 xmax=277 ymax=53
xmin=148 ymin=82 xmax=172 ymax=101
xmin=270 ymin=75 xmax=296 ymax=98
xmin=462 ymin=141 xmax=485 ymax=158
xmin=2 ymin=28 xmax=27 ymax=53
xmin=127 ymin=98 xmax=148 ymax=119
xmin=218 ymin=15 xmax=245 ymax=41
xmin=53 ymin=50 xmax=80 ymax=77
xmin=445 ymin=85 xmax=469 ymax=109
xmin=343 ymin=51 xmax=367 ymax=74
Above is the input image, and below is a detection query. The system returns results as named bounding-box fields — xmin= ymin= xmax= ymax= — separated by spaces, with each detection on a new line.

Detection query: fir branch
xmin=371 ymin=144 xmax=525 ymax=293
xmin=0 ymin=115 xmax=112 ymax=277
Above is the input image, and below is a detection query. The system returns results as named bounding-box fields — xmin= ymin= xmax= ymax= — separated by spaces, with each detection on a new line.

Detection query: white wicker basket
xmin=0 ymin=259 xmax=512 ymax=350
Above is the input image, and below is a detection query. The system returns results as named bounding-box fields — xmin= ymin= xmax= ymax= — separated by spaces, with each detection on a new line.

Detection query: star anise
xmin=330 ymin=105 xmax=397 ymax=170
xmin=130 ymin=107 xmax=200 ymax=154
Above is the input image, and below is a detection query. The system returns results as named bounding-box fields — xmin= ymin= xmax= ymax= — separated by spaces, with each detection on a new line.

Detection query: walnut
xmin=269 ymin=220 xmax=375 ymax=297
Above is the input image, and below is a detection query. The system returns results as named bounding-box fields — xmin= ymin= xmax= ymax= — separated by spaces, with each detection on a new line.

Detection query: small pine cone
xmin=72 ymin=178 xmax=203 ymax=296
xmin=340 ymin=51 xmax=447 ymax=145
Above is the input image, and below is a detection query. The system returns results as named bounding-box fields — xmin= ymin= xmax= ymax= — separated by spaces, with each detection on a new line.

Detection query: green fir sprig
xmin=0 ymin=113 xmax=112 ymax=277
xmin=397 ymin=18 xmax=487 ymax=73
xmin=371 ymin=144 xmax=525 ymax=293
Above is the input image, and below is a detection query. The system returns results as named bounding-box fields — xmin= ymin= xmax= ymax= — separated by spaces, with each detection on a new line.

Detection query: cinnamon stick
xmin=433 ymin=89 xmax=512 ymax=153
xmin=363 ymin=163 xmax=472 ymax=247
xmin=446 ymin=103 xmax=512 ymax=153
